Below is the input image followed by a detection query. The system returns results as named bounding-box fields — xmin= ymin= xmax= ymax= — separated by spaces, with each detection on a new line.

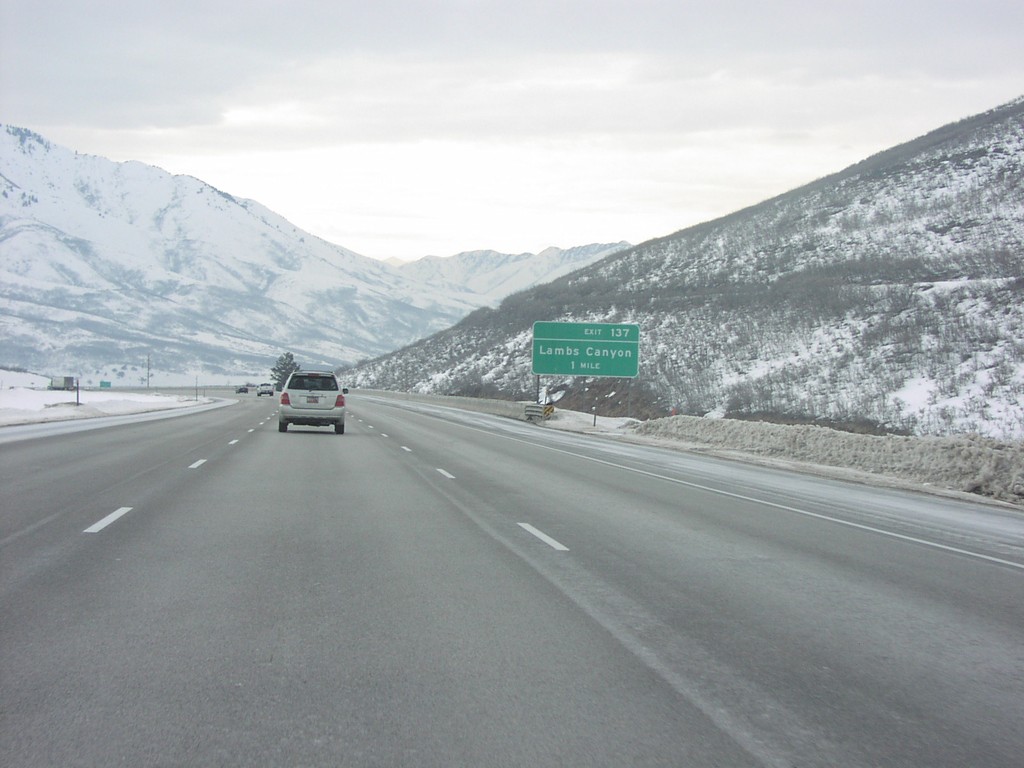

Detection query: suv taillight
xmin=334 ymin=394 xmax=346 ymax=407
xmin=280 ymin=392 xmax=291 ymax=405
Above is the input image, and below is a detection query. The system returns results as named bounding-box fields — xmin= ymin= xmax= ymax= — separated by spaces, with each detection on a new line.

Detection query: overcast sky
xmin=2 ymin=1 xmax=1022 ymax=261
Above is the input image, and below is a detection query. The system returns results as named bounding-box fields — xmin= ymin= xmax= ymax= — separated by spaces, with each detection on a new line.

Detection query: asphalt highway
xmin=2 ymin=393 xmax=1022 ymax=767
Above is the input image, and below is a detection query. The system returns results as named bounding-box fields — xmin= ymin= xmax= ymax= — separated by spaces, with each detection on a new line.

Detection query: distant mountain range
xmin=348 ymin=97 xmax=1024 ymax=439
xmin=0 ymin=125 xmax=626 ymax=384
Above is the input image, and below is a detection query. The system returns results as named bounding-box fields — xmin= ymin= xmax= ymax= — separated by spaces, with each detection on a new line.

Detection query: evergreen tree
xmin=271 ymin=352 xmax=299 ymax=387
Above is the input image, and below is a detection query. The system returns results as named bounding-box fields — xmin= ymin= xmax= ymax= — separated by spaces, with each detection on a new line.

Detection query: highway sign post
xmin=532 ymin=321 xmax=640 ymax=378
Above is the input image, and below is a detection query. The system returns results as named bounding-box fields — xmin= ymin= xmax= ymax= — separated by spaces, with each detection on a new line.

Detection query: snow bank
xmin=632 ymin=414 xmax=1024 ymax=505
xmin=0 ymin=386 xmax=210 ymax=426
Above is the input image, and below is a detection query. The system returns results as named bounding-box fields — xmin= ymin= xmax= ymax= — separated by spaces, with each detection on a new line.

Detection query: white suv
xmin=278 ymin=370 xmax=347 ymax=434
xmin=257 ymin=382 xmax=275 ymax=397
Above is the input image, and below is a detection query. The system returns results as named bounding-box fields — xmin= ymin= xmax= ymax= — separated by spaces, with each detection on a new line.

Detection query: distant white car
xmin=256 ymin=383 xmax=275 ymax=397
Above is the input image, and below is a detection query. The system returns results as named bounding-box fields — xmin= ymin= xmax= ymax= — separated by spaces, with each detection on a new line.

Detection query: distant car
xmin=256 ymin=383 xmax=274 ymax=397
xmin=278 ymin=370 xmax=347 ymax=434
xmin=235 ymin=386 xmax=249 ymax=394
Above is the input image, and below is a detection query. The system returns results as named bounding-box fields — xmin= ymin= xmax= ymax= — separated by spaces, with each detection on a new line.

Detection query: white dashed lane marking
xmin=84 ymin=507 xmax=133 ymax=534
xmin=518 ymin=523 xmax=569 ymax=551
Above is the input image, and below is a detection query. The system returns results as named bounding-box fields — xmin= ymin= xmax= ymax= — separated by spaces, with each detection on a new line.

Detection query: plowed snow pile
xmin=630 ymin=414 xmax=1024 ymax=504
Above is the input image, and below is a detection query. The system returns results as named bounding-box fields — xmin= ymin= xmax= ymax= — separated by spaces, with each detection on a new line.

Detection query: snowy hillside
xmin=349 ymin=97 xmax=1024 ymax=439
xmin=0 ymin=126 xmax=621 ymax=384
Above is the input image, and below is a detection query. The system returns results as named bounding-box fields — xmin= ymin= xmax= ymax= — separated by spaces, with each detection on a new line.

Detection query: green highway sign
xmin=532 ymin=321 xmax=640 ymax=378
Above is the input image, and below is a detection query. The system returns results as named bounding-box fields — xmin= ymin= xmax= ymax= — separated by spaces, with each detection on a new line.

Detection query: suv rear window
xmin=288 ymin=375 xmax=339 ymax=391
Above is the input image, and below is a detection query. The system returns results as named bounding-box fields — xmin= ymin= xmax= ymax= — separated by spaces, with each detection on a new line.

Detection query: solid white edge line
xmin=84 ymin=507 xmax=133 ymax=533
xmin=188 ymin=459 xmax=207 ymax=469
xmin=604 ymin=464 xmax=1024 ymax=572
xmin=436 ymin=468 xmax=456 ymax=479
xmin=366 ymin=398 xmax=1023 ymax=572
xmin=518 ymin=523 xmax=570 ymax=551
xmin=467 ymin=427 xmax=1024 ymax=573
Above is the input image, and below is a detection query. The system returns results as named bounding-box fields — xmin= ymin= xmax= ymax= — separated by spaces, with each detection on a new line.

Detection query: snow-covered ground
xmin=0 ymin=371 xmax=211 ymax=426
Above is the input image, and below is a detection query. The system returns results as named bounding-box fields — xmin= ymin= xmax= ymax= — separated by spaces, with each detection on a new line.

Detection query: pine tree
xmin=271 ymin=352 xmax=299 ymax=387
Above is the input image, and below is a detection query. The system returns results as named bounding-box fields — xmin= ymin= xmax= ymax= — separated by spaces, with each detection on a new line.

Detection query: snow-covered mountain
xmin=0 ymin=125 xmax=626 ymax=383
xmin=349 ymin=96 xmax=1024 ymax=439
xmin=398 ymin=244 xmax=629 ymax=307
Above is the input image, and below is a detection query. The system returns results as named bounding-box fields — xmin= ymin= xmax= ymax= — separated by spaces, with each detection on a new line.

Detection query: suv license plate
xmin=306 ymin=396 xmax=319 ymax=403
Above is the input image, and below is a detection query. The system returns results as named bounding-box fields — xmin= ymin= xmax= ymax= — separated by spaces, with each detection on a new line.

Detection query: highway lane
xmin=353 ymin=396 xmax=1024 ymax=766
xmin=0 ymin=396 xmax=250 ymax=581
xmin=1 ymin=393 xmax=1022 ymax=766
xmin=2 ymin=397 xmax=755 ymax=766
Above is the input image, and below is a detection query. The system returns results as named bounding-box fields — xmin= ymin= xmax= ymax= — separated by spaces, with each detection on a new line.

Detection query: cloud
xmin=2 ymin=1 xmax=1022 ymax=259
xmin=6 ymin=0 xmax=1021 ymax=131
